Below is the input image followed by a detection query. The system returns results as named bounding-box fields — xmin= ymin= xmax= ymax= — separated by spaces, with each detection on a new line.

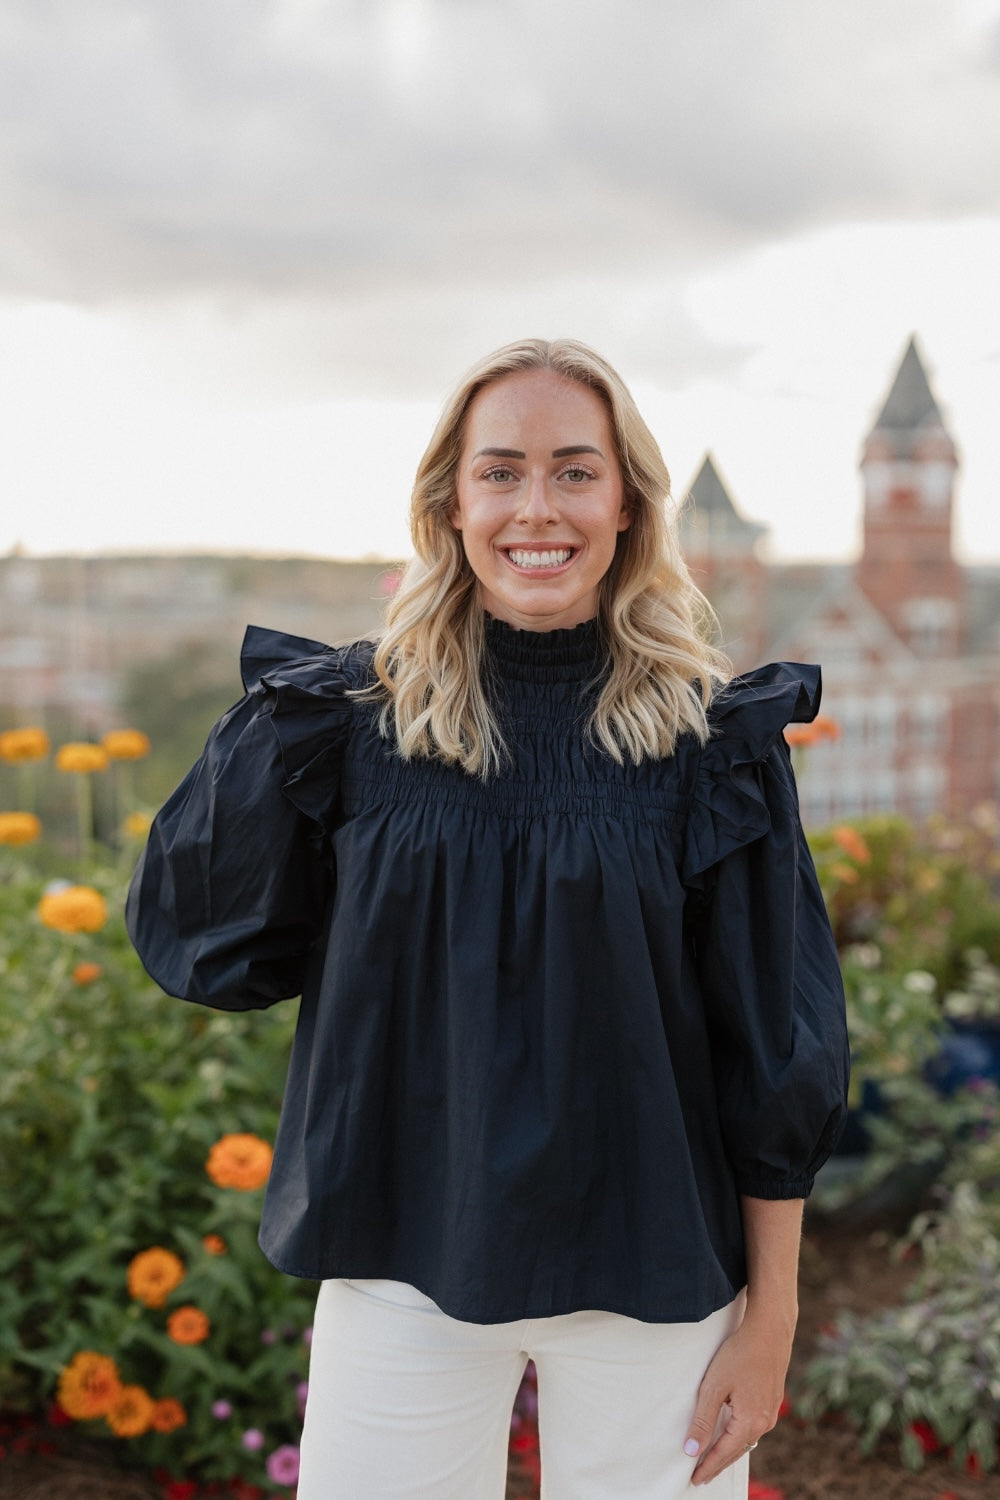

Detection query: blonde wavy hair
xmin=368 ymin=338 xmax=731 ymax=776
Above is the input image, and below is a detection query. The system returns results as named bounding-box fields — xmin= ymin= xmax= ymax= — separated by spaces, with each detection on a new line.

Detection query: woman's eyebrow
xmin=473 ymin=445 xmax=605 ymax=459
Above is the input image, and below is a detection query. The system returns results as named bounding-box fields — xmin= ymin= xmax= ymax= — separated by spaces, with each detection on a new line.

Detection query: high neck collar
xmin=483 ymin=615 xmax=605 ymax=683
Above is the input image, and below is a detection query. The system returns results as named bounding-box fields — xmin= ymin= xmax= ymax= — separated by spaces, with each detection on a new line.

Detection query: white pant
xmin=298 ymin=1278 xmax=749 ymax=1500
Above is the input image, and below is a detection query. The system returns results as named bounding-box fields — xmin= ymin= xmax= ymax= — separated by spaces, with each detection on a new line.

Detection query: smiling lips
xmin=504 ymin=547 xmax=575 ymax=571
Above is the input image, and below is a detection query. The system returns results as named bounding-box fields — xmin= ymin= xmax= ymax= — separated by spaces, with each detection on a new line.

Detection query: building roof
xmin=867 ymin=335 xmax=945 ymax=436
xmin=680 ymin=453 xmax=768 ymax=549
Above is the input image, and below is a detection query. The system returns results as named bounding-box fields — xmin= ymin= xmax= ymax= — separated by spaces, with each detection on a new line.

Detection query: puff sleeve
xmin=683 ymin=663 xmax=850 ymax=1198
xmin=126 ymin=626 xmax=354 ymax=1011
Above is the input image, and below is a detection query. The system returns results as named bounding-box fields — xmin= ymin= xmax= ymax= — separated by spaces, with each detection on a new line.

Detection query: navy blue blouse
xmin=126 ymin=618 xmax=849 ymax=1325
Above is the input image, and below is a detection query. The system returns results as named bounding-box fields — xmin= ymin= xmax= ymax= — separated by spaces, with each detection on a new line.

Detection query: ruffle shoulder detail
xmin=240 ymin=624 xmax=376 ymax=830
xmin=682 ymin=661 xmax=821 ymax=883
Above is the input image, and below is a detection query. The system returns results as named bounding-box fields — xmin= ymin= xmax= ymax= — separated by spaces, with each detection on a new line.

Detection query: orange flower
xmin=57 ymin=1352 xmax=122 ymax=1420
xmin=56 ymin=742 xmax=109 ymax=773
xmin=106 ymin=1384 xmax=155 ymax=1437
xmin=38 ymin=885 xmax=107 ymax=934
xmin=166 ymin=1306 xmax=211 ymax=1345
xmin=150 ymin=1397 xmax=187 ymax=1433
xmin=0 ymin=811 xmax=42 ymax=846
xmin=72 ymin=961 xmax=103 ymax=985
xmin=829 ymin=862 xmax=860 ymax=885
xmin=127 ymin=1247 xmax=185 ymax=1308
xmin=102 ymin=729 xmax=151 ymax=761
xmin=0 ymin=726 xmax=50 ymax=763
xmin=206 ymin=1133 xmax=273 ymax=1191
xmin=832 ymin=825 xmax=871 ymax=863
xmin=202 ymin=1233 xmax=227 ymax=1255
xmin=784 ymin=714 xmax=841 ymax=749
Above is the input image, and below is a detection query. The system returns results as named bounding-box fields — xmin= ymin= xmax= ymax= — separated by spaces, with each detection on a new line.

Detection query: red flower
xmin=965 ymin=1452 xmax=985 ymax=1478
xmin=748 ymin=1483 xmax=786 ymax=1500
xmin=910 ymin=1420 xmax=942 ymax=1455
xmin=164 ymin=1482 xmax=198 ymax=1500
xmin=777 ymin=1391 xmax=792 ymax=1419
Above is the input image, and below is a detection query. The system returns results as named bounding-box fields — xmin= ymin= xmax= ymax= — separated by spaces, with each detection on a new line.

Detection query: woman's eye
xmin=561 ymin=466 xmax=593 ymax=483
xmin=482 ymin=465 xmax=517 ymax=483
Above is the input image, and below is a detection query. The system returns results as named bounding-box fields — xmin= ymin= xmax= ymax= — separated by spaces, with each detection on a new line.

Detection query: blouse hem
xmin=258 ymin=1237 xmax=744 ymax=1326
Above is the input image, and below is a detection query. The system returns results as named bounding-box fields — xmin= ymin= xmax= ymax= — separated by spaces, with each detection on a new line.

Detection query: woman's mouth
xmin=503 ymin=547 xmax=576 ymax=572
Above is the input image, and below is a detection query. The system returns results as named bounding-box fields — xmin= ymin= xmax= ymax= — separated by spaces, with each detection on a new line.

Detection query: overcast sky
xmin=2 ymin=0 xmax=999 ymax=562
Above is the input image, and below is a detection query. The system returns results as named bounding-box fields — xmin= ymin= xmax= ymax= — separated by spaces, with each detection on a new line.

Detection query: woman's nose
xmin=516 ymin=473 xmax=558 ymax=524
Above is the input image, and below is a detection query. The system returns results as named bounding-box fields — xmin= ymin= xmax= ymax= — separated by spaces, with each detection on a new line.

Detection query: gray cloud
xmin=1 ymin=0 xmax=998 ymax=417
xmin=3 ymin=0 xmax=998 ymax=301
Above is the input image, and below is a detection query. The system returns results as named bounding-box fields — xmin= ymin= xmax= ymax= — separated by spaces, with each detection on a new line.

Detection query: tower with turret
xmin=856 ymin=336 xmax=962 ymax=657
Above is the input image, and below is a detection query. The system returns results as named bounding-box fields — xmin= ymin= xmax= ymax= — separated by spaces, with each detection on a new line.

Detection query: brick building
xmin=681 ymin=337 xmax=1000 ymax=822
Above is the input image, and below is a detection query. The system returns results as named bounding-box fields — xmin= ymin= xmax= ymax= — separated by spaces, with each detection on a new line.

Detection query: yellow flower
xmin=150 ymin=1397 xmax=187 ymax=1433
xmin=56 ymin=742 xmax=109 ymax=773
xmin=0 ymin=811 xmax=42 ymax=846
xmin=57 ymin=1352 xmax=122 ymax=1420
xmin=38 ymin=885 xmax=108 ymax=934
xmin=206 ymin=1132 xmax=273 ymax=1191
xmin=166 ymin=1305 xmax=211 ymax=1345
xmin=0 ymin=726 xmax=50 ymax=763
xmin=102 ymin=729 xmax=151 ymax=761
xmin=126 ymin=1246 xmax=185 ymax=1308
xmin=105 ymin=1384 xmax=155 ymax=1438
xmin=123 ymin=811 xmax=153 ymax=839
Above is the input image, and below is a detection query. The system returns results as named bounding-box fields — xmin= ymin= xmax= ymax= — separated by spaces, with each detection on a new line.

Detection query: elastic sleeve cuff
xmin=735 ymin=1172 xmax=815 ymax=1200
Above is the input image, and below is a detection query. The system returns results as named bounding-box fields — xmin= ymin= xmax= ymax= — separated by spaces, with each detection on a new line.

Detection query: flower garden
xmin=2 ymin=725 xmax=1000 ymax=1499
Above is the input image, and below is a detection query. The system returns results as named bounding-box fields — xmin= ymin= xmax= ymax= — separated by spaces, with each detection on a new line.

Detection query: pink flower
xmin=265 ymin=1444 xmax=301 ymax=1486
xmin=241 ymin=1428 xmax=265 ymax=1452
xmin=212 ymin=1399 xmax=233 ymax=1420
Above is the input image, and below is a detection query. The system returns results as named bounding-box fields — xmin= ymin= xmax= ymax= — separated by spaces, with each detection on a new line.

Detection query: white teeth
xmin=507 ymin=548 xmax=572 ymax=569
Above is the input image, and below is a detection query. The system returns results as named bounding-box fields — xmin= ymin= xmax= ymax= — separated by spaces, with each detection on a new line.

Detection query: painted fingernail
xmin=684 ymin=1438 xmax=700 ymax=1457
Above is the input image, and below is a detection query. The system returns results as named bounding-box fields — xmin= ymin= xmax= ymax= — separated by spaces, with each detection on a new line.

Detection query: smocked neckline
xmin=483 ymin=615 xmax=605 ymax=683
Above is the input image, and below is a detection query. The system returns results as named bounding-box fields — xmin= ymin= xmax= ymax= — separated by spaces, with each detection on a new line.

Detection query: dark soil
xmin=3 ymin=1222 xmax=999 ymax=1499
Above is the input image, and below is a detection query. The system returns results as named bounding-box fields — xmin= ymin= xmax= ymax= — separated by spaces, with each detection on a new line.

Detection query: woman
xmin=127 ymin=338 xmax=849 ymax=1498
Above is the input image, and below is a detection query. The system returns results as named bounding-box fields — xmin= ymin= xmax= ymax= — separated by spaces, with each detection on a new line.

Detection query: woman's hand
xmin=684 ymin=1195 xmax=804 ymax=1486
xmin=684 ymin=1307 xmax=793 ymax=1484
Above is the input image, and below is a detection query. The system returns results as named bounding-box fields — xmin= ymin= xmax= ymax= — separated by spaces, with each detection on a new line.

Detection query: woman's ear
xmin=617 ymin=490 xmax=635 ymax=533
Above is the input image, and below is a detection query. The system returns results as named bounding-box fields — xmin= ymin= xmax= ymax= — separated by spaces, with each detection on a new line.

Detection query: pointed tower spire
xmin=682 ymin=453 xmax=767 ymax=553
xmin=868 ymin=335 xmax=944 ymax=439
xmin=680 ymin=453 xmax=769 ymax=667
xmin=857 ymin=337 xmax=961 ymax=655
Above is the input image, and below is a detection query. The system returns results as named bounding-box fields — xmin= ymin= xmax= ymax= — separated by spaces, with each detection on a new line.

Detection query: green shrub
xmin=797 ymin=1184 xmax=1000 ymax=1473
xmin=808 ymin=810 xmax=1000 ymax=987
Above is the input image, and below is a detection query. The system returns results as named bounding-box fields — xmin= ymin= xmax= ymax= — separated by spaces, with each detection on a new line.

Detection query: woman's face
xmin=450 ymin=367 xmax=630 ymax=632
